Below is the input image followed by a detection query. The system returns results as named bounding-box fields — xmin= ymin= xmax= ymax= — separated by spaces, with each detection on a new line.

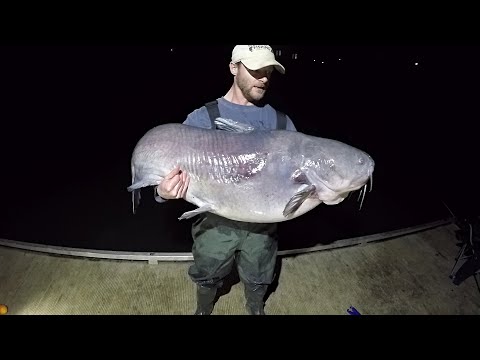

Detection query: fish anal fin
xmin=178 ymin=204 xmax=214 ymax=220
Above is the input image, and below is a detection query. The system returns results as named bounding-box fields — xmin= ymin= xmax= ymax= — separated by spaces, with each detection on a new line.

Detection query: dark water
xmin=1 ymin=45 xmax=478 ymax=252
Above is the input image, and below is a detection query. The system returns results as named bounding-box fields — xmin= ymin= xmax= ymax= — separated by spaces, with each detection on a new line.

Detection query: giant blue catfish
xmin=127 ymin=118 xmax=375 ymax=223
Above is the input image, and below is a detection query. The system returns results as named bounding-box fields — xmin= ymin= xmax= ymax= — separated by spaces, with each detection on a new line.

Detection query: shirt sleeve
xmin=285 ymin=114 xmax=297 ymax=131
xmin=154 ymin=187 xmax=168 ymax=203
xmin=182 ymin=107 xmax=213 ymax=129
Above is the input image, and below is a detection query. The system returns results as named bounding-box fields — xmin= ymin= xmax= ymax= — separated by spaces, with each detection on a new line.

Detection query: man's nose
xmin=259 ymin=75 xmax=269 ymax=83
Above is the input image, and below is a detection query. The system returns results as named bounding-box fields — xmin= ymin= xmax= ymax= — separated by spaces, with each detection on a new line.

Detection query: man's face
xmin=235 ymin=62 xmax=274 ymax=103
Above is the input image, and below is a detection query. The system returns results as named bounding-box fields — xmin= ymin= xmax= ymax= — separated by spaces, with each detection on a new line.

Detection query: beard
xmin=237 ymin=78 xmax=268 ymax=104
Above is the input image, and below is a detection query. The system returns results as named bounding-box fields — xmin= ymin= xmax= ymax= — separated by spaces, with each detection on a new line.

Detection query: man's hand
xmin=157 ymin=165 xmax=190 ymax=200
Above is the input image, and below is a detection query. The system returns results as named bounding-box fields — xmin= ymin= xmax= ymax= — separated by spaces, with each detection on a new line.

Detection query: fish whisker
xmin=357 ymin=186 xmax=363 ymax=202
xmin=359 ymin=183 xmax=367 ymax=210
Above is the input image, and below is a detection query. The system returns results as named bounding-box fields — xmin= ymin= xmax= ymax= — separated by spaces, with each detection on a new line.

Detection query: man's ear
xmin=229 ymin=62 xmax=238 ymax=76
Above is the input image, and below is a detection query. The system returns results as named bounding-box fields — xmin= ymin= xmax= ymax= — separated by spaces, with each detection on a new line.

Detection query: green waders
xmin=188 ymin=213 xmax=278 ymax=315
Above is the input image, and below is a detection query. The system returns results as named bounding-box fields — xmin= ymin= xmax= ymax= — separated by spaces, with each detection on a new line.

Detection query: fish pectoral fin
xmin=214 ymin=117 xmax=255 ymax=133
xmin=283 ymin=185 xmax=317 ymax=217
xmin=178 ymin=204 xmax=214 ymax=220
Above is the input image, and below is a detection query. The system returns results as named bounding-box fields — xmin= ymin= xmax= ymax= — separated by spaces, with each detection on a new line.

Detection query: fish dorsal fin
xmin=214 ymin=117 xmax=255 ymax=133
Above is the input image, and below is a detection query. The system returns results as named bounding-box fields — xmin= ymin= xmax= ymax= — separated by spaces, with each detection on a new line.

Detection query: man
xmin=156 ymin=45 xmax=297 ymax=315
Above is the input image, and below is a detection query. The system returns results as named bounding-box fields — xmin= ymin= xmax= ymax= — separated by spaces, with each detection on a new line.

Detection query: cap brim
xmin=241 ymin=59 xmax=286 ymax=74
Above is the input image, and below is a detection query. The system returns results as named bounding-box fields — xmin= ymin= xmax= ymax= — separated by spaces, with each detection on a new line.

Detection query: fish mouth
xmin=319 ymin=172 xmax=374 ymax=210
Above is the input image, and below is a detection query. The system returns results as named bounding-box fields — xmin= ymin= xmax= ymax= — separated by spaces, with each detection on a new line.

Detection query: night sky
xmin=1 ymin=44 xmax=479 ymax=252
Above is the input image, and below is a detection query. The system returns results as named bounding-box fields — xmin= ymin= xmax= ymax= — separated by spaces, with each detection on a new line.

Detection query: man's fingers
xmin=180 ymin=175 xmax=190 ymax=199
xmin=171 ymin=178 xmax=183 ymax=195
xmin=176 ymin=172 xmax=190 ymax=199
xmin=161 ymin=166 xmax=189 ymax=198
xmin=176 ymin=173 xmax=187 ymax=199
xmin=181 ymin=170 xmax=188 ymax=184
xmin=164 ymin=176 xmax=180 ymax=192
xmin=164 ymin=165 xmax=181 ymax=180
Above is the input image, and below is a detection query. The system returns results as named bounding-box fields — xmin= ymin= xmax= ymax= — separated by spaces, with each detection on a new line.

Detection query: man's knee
xmin=236 ymin=247 xmax=278 ymax=285
xmin=188 ymin=252 xmax=236 ymax=287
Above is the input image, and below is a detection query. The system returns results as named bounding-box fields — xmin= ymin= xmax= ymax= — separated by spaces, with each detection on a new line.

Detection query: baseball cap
xmin=231 ymin=45 xmax=285 ymax=74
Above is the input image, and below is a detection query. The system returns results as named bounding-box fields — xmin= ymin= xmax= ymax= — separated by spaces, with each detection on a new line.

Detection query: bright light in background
xmin=414 ymin=62 xmax=419 ymax=66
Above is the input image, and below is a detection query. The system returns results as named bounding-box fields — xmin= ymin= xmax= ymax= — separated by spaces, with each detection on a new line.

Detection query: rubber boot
xmin=194 ymin=285 xmax=217 ymax=315
xmin=244 ymin=284 xmax=268 ymax=315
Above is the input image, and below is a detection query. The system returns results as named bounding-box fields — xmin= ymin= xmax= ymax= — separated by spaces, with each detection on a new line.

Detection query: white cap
xmin=231 ymin=45 xmax=285 ymax=74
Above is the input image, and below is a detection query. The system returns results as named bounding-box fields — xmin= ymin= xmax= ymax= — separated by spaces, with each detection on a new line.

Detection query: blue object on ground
xmin=347 ymin=306 xmax=361 ymax=315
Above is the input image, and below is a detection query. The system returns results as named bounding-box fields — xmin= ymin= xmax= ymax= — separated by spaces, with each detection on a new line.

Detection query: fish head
xmin=302 ymin=137 xmax=375 ymax=206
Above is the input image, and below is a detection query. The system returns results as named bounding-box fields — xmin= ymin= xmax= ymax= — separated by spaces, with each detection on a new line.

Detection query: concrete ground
xmin=0 ymin=222 xmax=479 ymax=315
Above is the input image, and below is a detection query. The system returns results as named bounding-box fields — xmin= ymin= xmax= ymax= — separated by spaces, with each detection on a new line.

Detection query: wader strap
xmin=205 ymin=100 xmax=220 ymax=129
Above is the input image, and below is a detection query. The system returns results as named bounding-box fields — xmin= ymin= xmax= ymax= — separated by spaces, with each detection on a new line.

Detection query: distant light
xmin=414 ymin=62 xmax=419 ymax=66
xmin=170 ymin=48 xmax=174 ymax=52
xmin=338 ymin=58 xmax=342 ymax=61
xmin=321 ymin=61 xmax=325 ymax=64
xmin=313 ymin=59 xmax=316 ymax=62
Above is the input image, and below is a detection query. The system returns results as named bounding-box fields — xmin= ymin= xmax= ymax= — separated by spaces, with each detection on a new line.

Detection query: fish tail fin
xmin=128 ymin=163 xmax=141 ymax=214
xmin=132 ymin=188 xmax=141 ymax=214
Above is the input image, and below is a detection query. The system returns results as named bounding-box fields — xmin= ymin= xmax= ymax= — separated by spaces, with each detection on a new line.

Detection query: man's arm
xmin=155 ymin=105 xmax=211 ymax=202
